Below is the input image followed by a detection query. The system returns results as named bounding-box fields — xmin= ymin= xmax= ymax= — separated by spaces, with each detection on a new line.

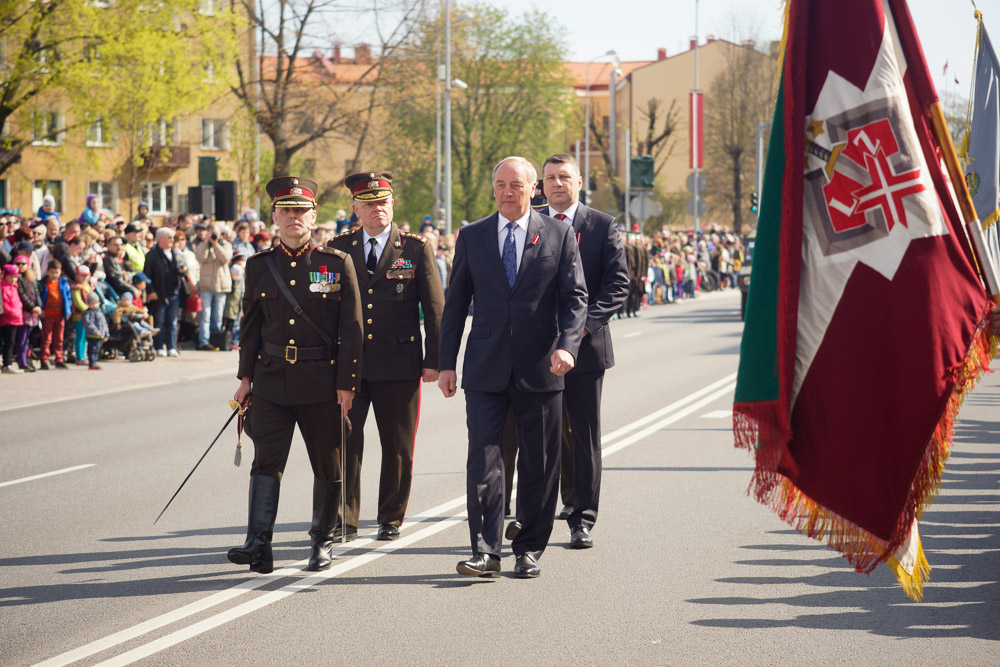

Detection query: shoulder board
xmin=335 ymin=229 xmax=355 ymax=238
xmin=316 ymin=246 xmax=348 ymax=259
xmin=247 ymin=246 xmax=274 ymax=260
xmin=400 ymin=232 xmax=427 ymax=243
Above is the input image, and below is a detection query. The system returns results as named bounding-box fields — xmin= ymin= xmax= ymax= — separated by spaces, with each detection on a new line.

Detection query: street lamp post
xmin=583 ymin=50 xmax=617 ymax=207
xmin=444 ymin=0 xmax=453 ymax=233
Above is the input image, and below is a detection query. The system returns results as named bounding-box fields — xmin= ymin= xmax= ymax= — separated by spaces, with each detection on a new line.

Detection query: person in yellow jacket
xmin=70 ymin=265 xmax=94 ymax=365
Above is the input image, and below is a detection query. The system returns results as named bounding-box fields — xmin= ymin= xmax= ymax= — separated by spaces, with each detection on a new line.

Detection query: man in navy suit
xmin=537 ymin=153 xmax=628 ymax=548
xmin=438 ymin=156 xmax=588 ymax=578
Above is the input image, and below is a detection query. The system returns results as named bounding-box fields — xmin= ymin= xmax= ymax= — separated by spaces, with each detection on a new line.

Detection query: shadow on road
xmin=645 ymin=306 xmax=743 ymax=325
xmin=686 ymin=444 xmax=1000 ymax=641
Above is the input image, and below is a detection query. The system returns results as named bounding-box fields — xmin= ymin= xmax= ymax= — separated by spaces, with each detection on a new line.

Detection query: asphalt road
xmin=1 ymin=289 xmax=997 ymax=666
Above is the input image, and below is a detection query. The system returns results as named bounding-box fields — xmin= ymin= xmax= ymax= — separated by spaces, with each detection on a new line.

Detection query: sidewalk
xmin=0 ymin=349 xmax=238 ymax=413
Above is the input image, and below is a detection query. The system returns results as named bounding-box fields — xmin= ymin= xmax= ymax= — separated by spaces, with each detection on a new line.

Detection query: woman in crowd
xmin=14 ymin=255 xmax=41 ymax=372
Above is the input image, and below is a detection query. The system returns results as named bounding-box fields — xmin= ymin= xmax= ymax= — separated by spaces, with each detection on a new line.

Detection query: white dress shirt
xmin=497 ymin=211 xmax=529 ymax=273
xmin=362 ymin=225 xmax=392 ymax=266
xmin=548 ymin=201 xmax=580 ymax=225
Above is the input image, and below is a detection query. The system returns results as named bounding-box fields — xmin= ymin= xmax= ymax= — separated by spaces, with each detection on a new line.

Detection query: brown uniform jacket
xmin=237 ymin=242 xmax=363 ymax=405
xmin=328 ymin=224 xmax=444 ymax=382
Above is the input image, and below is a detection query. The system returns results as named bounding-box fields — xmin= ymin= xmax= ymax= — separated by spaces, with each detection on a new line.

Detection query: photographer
xmin=194 ymin=221 xmax=232 ymax=351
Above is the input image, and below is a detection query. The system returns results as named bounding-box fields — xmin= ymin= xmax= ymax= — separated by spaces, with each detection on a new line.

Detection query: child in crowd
xmin=131 ymin=273 xmax=149 ymax=309
xmin=71 ymin=265 xmax=93 ymax=365
xmin=1 ymin=264 xmax=24 ymax=374
xmin=39 ymin=260 xmax=71 ymax=369
xmin=112 ymin=292 xmax=155 ymax=338
xmin=81 ymin=292 xmax=109 ymax=370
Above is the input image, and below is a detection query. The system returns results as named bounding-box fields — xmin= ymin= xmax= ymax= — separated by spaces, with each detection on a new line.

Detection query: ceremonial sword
xmin=154 ymin=401 xmax=246 ymax=525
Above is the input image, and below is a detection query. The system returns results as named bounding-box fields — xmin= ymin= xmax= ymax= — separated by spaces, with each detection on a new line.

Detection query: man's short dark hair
xmin=47 ymin=260 xmax=61 ymax=271
xmin=542 ymin=153 xmax=580 ymax=174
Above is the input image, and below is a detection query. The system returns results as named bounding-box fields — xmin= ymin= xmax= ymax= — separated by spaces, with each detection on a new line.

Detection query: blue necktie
xmin=502 ymin=221 xmax=517 ymax=288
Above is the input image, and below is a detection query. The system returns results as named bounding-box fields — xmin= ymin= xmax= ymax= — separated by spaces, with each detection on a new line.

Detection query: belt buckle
xmin=285 ymin=345 xmax=297 ymax=364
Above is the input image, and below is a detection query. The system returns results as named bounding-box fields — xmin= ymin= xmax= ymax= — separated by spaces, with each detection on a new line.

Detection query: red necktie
xmin=554 ymin=213 xmax=567 ymax=221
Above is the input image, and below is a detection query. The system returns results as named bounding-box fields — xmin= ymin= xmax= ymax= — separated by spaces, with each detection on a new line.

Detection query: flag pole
xmin=927 ymin=101 xmax=1000 ymax=301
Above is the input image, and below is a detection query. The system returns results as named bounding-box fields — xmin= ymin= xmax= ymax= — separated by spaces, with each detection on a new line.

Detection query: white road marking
xmin=700 ymin=410 xmax=732 ymax=419
xmin=0 ymin=464 xmax=96 ymax=489
xmin=624 ymin=332 xmax=642 ymax=338
xmin=38 ymin=374 xmax=736 ymax=667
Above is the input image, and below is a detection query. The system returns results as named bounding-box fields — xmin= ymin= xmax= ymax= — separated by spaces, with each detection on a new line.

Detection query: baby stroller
xmin=95 ymin=280 xmax=157 ymax=362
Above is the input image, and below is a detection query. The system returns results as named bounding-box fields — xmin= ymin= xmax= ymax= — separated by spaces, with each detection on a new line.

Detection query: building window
xmin=86 ymin=116 xmax=113 ymax=146
xmin=0 ymin=179 xmax=7 ymax=210
xmin=32 ymin=180 xmax=64 ymax=214
xmin=31 ymin=111 xmax=63 ymax=146
xmin=203 ymin=62 xmax=215 ymax=83
xmin=88 ymin=181 xmax=117 ymax=212
xmin=201 ymin=118 xmax=228 ymax=150
xmin=141 ymin=182 xmax=176 ymax=214
xmin=144 ymin=118 xmax=179 ymax=147
xmin=199 ymin=0 xmax=216 ymax=15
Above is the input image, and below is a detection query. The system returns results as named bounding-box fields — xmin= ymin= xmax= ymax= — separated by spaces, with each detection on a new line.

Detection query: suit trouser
xmin=563 ymin=370 xmax=604 ymax=531
xmin=342 ymin=377 xmax=420 ymax=528
xmin=503 ymin=408 xmax=575 ymax=513
xmin=245 ymin=395 xmax=343 ymax=482
xmin=466 ymin=380 xmax=561 ymax=561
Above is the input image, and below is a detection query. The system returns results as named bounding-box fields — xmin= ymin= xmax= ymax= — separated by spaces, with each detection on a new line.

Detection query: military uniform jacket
xmin=328 ymin=224 xmax=444 ymax=381
xmin=237 ymin=242 xmax=363 ymax=405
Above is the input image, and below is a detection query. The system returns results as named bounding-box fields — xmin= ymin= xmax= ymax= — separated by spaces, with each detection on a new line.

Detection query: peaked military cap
xmin=345 ymin=171 xmax=393 ymax=202
xmin=266 ymin=176 xmax=318 ymax=208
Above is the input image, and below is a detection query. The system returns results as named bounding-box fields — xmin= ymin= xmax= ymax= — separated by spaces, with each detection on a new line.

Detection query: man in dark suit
xmin=328 ymin=171 xmax=444 ymax=541
xmin=438 ymin=156 xmax=588 ymax=579
xmin=229 ymin=176 xmax=363 ymax=574
xmin=144 ymin=227 xmax=187 ymax=356
xmin=537 ymin=153 xmax=628 ymax=548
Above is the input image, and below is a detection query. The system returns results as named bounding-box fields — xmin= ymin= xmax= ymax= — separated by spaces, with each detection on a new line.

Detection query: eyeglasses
xmin=15 ymin=262 xmax=27 ymax=266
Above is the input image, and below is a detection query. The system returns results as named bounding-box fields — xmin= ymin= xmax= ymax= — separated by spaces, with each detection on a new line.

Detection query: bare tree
xmin=704 ymin=38 xmax=777 ymax=234
xmin=231 ymin=0 xmax=426 ymax=190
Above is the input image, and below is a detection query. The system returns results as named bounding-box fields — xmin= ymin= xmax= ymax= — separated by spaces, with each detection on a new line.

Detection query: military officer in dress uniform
xmin=229 ymin=176 xmax=363 ymax=574
xmin=328 ymin=171 xmax=445 ymax=541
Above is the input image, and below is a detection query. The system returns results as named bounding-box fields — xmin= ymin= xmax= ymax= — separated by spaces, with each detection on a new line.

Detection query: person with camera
xmin=195 ymin=221 xmax=233 ymax=351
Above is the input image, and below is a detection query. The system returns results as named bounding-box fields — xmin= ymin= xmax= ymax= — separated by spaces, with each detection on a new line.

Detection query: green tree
xmin=0 ymin=0 xmax=239 ymax=179
xmin=704 ymin=38 xmax=777 ymax=235
xmin=379 ymin=2 xmax=573 ymax=223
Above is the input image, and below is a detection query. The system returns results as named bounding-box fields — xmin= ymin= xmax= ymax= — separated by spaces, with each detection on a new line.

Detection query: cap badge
xmin=291 ymin=187 xmax=303 ymax=195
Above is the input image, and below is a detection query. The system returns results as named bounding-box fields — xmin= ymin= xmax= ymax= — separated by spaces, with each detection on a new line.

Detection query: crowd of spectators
xmin=0 ymin=195 xmax=747 ymax=376
xmin=0 ymin=201 xmax=265 ymax=374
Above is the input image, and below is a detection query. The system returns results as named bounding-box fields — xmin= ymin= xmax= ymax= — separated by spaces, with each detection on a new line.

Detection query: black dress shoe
xmin=333 ymin=523 xmax=357 ymax=541
xmin=557 ymin=504 xmax=574 ymax=520
xmin=505 ymin=520 xmax=522 ymax=540
xmin=456 ymin=553 xmax=500 ymax=578
xmin=570 ymin=525 xmax=594 ymax=549
xmin=377 ymin=524 xmax=400 ymax=540
xmin=513 ymin=553 xmax=540 ymax=578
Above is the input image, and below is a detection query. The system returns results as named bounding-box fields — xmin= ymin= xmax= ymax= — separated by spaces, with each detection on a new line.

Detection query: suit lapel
xmin=347 ymin=229 xmax=370 ymax=288
xmin=512 ymin=210 xmax=544 ymax=293
xmin=478 ymin=213 xmax=509 ymax=291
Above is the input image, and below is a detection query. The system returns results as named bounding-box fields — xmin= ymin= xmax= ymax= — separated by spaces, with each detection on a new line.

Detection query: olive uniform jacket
xmin=237 ymin=243 xmax=363 ymax=405
xmin=328 ymin=224 xmax=444 ymax=381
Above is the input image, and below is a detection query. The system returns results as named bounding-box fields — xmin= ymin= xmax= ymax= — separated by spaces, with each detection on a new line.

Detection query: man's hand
xmin=438 ymin=370 xmax=457 ymax=397
xmin=991 ymin=303 xmax=1000 ymax=336
xmin=234 ymin=377 xmax=252 ymax=406
xmin=422 ymin=368 xmax=439 ymax=383
xmin=549 ymin=348 xmax=575 ymax=376
xmin=148 ymin=291 xmax=159 ymax=302
xmin=337 ymin=389 xmax=354 ymax=415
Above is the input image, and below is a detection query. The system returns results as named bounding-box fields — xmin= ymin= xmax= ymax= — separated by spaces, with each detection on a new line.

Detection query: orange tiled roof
xmin=261 ymin=51 xmax=379 ymax=84
xmin=563 ymin=61 xmax=653 ymax=91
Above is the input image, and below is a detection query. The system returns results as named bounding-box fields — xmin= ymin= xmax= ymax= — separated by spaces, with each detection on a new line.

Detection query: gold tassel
xmin=228 ymin=399 xmax=246 ymax=468
xmin=234 ymin=441 xmax=242 ymax=467
xmin=886 ymin=542 xmax=931 ymax=602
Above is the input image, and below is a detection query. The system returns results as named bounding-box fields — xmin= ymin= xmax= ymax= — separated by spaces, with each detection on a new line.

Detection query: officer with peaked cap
xmin=229 ymin=176 xmax=363 ymax=573
xmin=328 ymin=171 xmax=445 ymax=541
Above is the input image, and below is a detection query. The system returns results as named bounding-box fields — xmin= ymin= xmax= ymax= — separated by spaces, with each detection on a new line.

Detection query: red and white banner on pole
xmin=689 ymin=91 xmax=703 ymax=169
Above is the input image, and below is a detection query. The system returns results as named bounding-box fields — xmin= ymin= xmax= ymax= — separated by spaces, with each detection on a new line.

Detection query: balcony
xmin=140 ymin=145 xmax=190 ymax=170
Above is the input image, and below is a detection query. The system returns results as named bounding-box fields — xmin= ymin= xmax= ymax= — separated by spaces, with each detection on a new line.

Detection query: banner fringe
xmin=886 ymin=540 xmax=931 ymax=602
xmin=981 ymin=207 xmax=999 ymax=230
xmin=734 ymin=308 xmax=995 ymax=599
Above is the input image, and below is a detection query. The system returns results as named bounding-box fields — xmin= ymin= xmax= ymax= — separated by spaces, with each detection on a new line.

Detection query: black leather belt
xmin=261 ymin=340 xmax=332 ymax=364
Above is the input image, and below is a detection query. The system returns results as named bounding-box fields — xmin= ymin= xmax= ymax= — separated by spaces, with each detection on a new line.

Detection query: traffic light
xmin=750 ymin=191 xmax=759 ymax=213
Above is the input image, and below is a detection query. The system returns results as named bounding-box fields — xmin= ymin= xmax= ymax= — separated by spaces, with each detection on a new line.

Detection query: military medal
xmin=309 ymin=267 xmax=340 ymax=293
xmin=396 ymin=283 xmax=404 ymax=293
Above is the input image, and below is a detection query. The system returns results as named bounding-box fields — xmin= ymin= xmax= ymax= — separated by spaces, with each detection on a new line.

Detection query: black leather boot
xmin=307 ymin=478 xmax=342 ymax=571
xmin=228 ymin=475 xmax=280 ymax=574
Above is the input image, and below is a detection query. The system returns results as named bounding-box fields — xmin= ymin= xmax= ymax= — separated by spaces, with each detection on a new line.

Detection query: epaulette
xmin=400 ymin=232 xmax=427 ymax=243
xmin=335 ymin=229 xmax=355 ymax=238
xmin=247 ymin=246 xmax=274 ymax=261
xmin=317 ymin=246 xmax=347 ymax=259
